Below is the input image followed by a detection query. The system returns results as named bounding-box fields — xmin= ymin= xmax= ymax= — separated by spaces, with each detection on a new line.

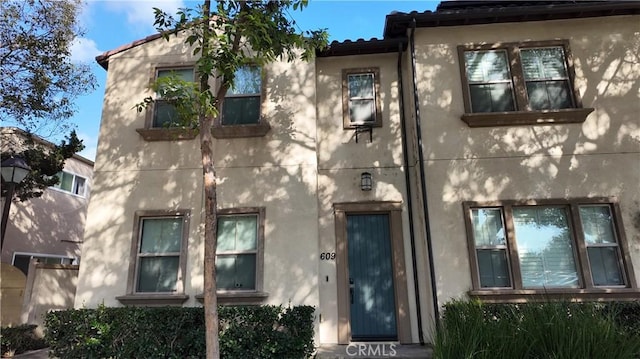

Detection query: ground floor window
xmin=216 ymin=207 xmax=265 ymax=292
xmin=463 ymin=198 xmax=635 ymax=295
xmin=12 ymin=253 xmax=76 ymax=275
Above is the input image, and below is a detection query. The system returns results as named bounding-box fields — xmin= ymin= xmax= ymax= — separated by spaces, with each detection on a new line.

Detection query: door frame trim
xmin=334 ymin=201 xmax=411 ymax=344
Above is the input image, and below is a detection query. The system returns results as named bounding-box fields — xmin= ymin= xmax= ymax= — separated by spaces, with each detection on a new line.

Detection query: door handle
xmin=349 ymin=278 xmax=355 ymax=304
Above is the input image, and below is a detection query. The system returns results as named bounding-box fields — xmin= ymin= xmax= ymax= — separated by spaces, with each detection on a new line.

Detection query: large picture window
xmin=458 ymin=40 xmax=593 ymax=127
xmin=464 ymin=199 xmax=636 ymax=300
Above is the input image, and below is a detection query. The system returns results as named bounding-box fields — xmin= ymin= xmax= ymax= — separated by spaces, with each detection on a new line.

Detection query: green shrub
xmin=0 ymin=324 xmax=47 ymax=356
xmin=44 ymin=305 xmax=315 ymax=359
xmin=434 ymin=300 xmax=640 ymax=359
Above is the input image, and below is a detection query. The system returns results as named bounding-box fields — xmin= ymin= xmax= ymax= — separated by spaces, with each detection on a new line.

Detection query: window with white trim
xmin=52 ymin=171 xmax=86 ymax=197
xmin=12 ymin=253 xmax=76 ymax=275
xmin=464 ymin=199 xmax=635 ymax=295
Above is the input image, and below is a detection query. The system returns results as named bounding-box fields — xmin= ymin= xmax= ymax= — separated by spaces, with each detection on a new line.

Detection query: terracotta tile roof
xmin=96 ymin=1 xmax=640 ymax=65
xmin=95 ymin=33 xmax=164 ymax=70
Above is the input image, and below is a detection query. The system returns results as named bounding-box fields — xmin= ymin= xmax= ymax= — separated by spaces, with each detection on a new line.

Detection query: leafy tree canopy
xmin=0 ymin=0 xmax=96 ymax=135
xmin=1 ymin=0 xmax=93 ymax=200
xmin=1 ymin=129 xmax=85 ymax=201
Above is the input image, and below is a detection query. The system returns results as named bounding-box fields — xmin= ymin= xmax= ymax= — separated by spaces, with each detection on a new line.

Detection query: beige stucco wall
xmin=75 ymin=34 xmax=322 ymax=314
xmin=412 ymin=15 xmax=640 ymax=306
xmin=315 ymin=53 xmax=422 ymax=343
xmin=22 ymin=263 xmax=79 ymax=334
xmin=0 ymin=128 xmax=93 ymax=265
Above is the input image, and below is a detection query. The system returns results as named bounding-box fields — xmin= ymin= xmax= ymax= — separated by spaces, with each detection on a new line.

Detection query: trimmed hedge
xmin=1 ymin=324 xmax=47 ymax=357
xmin=44 ymin=305 xmax=315 ymax=359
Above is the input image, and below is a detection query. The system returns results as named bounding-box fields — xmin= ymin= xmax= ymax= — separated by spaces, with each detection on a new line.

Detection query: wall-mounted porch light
xmin=360 ymin=172 xmax=372 ymax=191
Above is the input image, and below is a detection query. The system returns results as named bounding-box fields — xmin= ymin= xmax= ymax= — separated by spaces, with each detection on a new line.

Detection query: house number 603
xmin=320 ymin=252 xmax=336 ymax=260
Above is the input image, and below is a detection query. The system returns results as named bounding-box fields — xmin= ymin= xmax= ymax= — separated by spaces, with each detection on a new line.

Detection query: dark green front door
xmin=347 ymin=214 xmax=397 ymax=341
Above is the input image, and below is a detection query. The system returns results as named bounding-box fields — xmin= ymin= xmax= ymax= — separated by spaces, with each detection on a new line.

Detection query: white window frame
xmin=50 ymin=170 xmax=87 ymax=197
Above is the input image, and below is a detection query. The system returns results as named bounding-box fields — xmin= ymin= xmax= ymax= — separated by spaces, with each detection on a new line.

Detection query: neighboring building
xmin=75 ymin=1 xmax=639 ymax=347
xmin=1 ymin=127 xmax=94 ymax=273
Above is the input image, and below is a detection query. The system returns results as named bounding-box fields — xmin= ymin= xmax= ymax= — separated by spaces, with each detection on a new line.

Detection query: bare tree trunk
xmin=199 ymin=1 xmax=220 ymax=359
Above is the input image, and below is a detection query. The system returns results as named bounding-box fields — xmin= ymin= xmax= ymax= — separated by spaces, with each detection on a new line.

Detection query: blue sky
xmin=69 ymin=0 xmax=438 ymax=160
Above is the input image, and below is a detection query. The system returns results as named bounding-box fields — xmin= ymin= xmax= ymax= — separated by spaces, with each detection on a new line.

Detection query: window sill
xmin=195 ymin=291 xmax=269 ymax=305
xmin=116 ymin=294 xmax=189 ymax=306
xmin=469 ymin=287 xmax=640 ymax=303
xmin=461 ymin=108 xmax=594 ymax=128
xmin=136 ymin=128 xmax=198 ymax=141
xmin=212 ymin=122 xmax=270 ymax=139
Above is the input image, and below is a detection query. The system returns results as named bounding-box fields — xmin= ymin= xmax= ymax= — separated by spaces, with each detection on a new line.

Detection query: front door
xmin=347 ymin=214 xmax=397 ymax=341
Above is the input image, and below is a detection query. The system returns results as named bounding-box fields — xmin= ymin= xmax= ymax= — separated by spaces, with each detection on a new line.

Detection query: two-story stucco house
xmin=1 ymin=126 xmax=93 ymax=325
xmin=75 ymin=1 xmax=640 ymax=347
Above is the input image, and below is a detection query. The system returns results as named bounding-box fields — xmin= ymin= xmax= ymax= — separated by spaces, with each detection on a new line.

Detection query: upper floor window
xmin=211 ymin=65 xmax=270 ymax=139
xmin=52 ymin=171 xmax=86 ymax=197
xmin=342 ymin=68 xmax=382 ymax=129
xmin=216 ymin=208 xmax=265 ymax=293
xmin=153 ymin=67 xmax=195 ymax=128
xmin=463 ymin=199 xmax=636 ymax=300
xmin=458 ymin=40 xmax=593 ymax=127
xmin=222 ymin=65 xmax=262 ymax=126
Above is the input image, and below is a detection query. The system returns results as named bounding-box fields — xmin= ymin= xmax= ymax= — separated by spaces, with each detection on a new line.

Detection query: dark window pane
xmin=73 ymin=177 xmax=86 ymax=195
xmin=477 ymin=249 xmax=511 ymax=287
xmin=588 ymin=247 xmax=624 ymax=286
xmin=153 ymin=100 xmax=180 ymax=127
xmin=216 ymin=254 xmax=256 ymax=290
xmin=222 ymin=96 xmax=260 ymax=125
xmin=235 ymin=254 xmax=256 ymax=290
xmin=137 ymin=256 xmax=179 ymax=292
xmin=470 ymin=84 xmax=515 ymax=113
xmin=526 ymin=81 xmax=572 ymax=110
xmin=13 ymin=255 xmax=31 ymax=275
xmin=216 ymin=256 xmax=236 ymax=290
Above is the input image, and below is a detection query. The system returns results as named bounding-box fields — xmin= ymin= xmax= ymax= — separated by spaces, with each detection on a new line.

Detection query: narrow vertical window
xmin=153 ymin=67 xmax=195 ymax=128
xmin=136 ymin=217 xmax=183 ymax=292
xmin=222 ymin=65 xmax=262 ymax=125
xmin=342 ymin=68 xmax=382 ymax=128
xmin=579 ymin=205 xmax=624 ymax=286
xmin=521 ymin=47 xmax=573 ymax=110
xmin=216 ymin=214 xmax=258 ymax=290
xmin=471 ymin=208 xmax=511 ymax=288
xmin=464 ymin=50 xmax=515 ymax=113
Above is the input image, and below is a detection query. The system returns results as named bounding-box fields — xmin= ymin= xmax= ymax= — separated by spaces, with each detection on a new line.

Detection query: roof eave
xmin=384 ymin=1 xmax=640 ymax=38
